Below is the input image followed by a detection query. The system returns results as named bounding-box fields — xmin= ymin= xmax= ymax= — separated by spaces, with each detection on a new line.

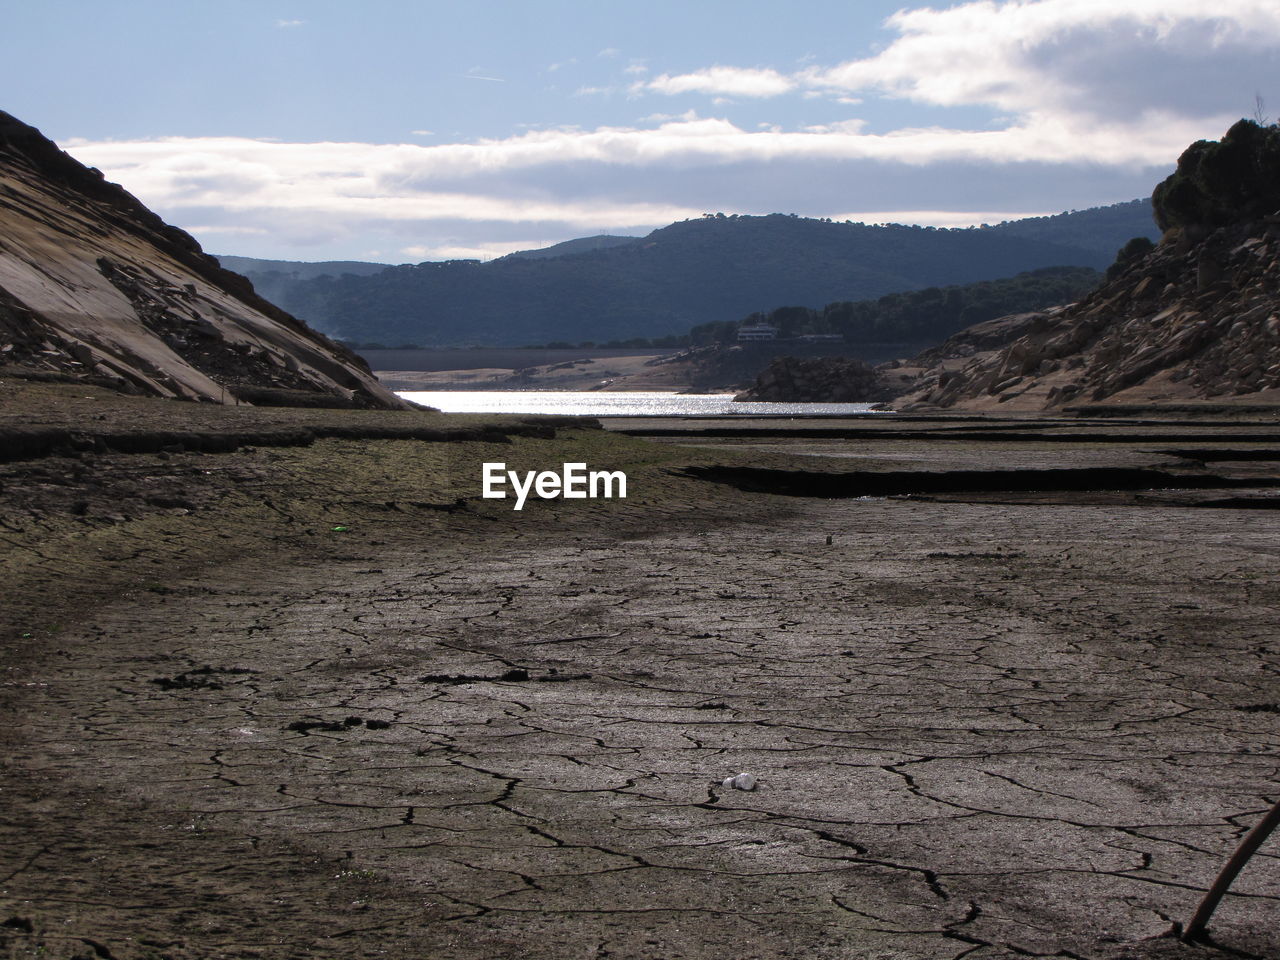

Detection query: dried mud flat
xmin=2 ymin=384 xmax=1280 ymax=959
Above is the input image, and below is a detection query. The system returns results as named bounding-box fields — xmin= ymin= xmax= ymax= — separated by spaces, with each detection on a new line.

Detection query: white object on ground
xmin=721 ymin=772 xmax=756 ymax=791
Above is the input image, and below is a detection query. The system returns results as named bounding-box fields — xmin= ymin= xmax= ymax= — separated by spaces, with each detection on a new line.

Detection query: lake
xmin=397 ymin=390 xmax=886 ymax=416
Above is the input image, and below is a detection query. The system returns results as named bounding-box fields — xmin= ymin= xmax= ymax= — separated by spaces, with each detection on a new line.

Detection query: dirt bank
xmin=2 ymin=382 xmax=1278 ymax=959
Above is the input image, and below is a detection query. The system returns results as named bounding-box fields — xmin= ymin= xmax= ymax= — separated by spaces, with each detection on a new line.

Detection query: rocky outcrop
xmin=905 ymin=309 xmax=1068 ymax=371
xmin=734 ymin=355 xmax=890 ymax=403
xmin=0 ymin=110 xmax=407 ymax=408
xmin=896 ymin=121 xmax=1280 ymax=411
xmin=1153 ymin=119 xmax=1280 ymax=232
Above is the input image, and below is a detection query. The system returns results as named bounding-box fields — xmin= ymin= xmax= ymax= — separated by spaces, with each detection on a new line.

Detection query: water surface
xmin=397 ymin=390 xmax=885 ymax=416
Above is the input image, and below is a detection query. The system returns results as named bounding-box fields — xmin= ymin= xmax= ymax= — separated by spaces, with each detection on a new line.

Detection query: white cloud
xmin=641 ymin=110 xmax=702 ymax=124
xmin=802 ymin=0 xmax=1280 ymax=122
xmin=403 ymin=240 xmax=535 ymax=262
xmin=62 ymin=112 xmax=1188 ymax=232
xmin=275 ymin=19 xmax=304 ymax=28
xmin=183 ymin=224 xmax=269 ymax=235
xmin=636 ymin=1 xmax=1278 ymax=129
xmin=56 ymin=110 xmax=1178 ymax=263
xmin=802 ymin=120 xmax=866 ymax=135
xmin=641 ymin=66 xmax=797 ymax=98
xmin=64 ymin=133 xmax=703 ymax=227
xmin=64 ymin=1 xmax=1275 ymax=261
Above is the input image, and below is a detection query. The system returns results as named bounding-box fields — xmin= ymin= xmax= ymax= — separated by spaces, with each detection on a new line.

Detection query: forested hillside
xmin=690 ymin=265 xmax=1102 ymax=348
xmin=223 ymin=202 xmax=1158 ymax=347
xmin=982 ymin=199 xmax=1156 ymax=250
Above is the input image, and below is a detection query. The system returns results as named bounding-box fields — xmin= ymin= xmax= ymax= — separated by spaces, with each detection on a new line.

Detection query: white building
xmin=738 ymin=322 xmax=780 ymax=342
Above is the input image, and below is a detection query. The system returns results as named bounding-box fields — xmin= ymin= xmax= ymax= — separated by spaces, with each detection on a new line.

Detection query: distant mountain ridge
xmin=498 ymin=234 xmax=641 ymax=261
xmin=214 ymin=256 xmax=396 ymax=280
xmin=212 ymin=256 xmax=399 ymax=317
xmin=224 ymin=202 xmax=1159 ymax=348
xmin=980 ymin=200 xmax=1155 ymax=249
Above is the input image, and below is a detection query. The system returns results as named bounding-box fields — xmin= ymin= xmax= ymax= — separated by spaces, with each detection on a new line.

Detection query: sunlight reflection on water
xmin=397 ymin=390 xmax=886 ymax=417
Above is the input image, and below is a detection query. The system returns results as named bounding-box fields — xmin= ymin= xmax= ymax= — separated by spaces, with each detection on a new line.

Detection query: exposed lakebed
xmin=3 ymin=384 xmax=1279 ymax=960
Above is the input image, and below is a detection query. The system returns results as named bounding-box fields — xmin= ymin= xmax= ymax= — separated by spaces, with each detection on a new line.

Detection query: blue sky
xmin=6 ymin=0 xmax=1278 ymax=262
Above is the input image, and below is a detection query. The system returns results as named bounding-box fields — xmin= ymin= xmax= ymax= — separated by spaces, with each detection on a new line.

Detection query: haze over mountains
xmin=220 ymin=201 xmax=1159 ymax=348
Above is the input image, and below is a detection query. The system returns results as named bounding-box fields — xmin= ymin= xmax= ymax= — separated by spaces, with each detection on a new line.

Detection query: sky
xmin=4 ymin=0 xmax=1278 ymax=263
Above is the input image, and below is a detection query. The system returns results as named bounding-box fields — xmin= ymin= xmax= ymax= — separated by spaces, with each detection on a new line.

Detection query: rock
xmin=734 ymin=356 xmax=890 ymax=403
xmin=0 ymin=110 xmax=408 ymax=409
xmin=896 ymin=210 xmax=1279 ymax=409
xmin=721 ymin=773 xmax=757 ymax=791
xmin=886 ymin=122 xmax=1280 ymax=411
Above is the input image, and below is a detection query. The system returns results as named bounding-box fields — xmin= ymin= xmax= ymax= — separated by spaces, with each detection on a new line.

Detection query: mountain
xmin=690 ymin=265 xmax=1101 ymax=348
xmin=210 ymin=256 xmax=397 ymax=323
xmin=241 ymin=204 xmax=1159 ymax=348
xmin=895 ymin=120 xmax=1280 ymax=411
xmin=499 ymin=235 xmax=641 ymax=261
xmin=980 ymin=199 xmax=1157 ymax=251
xmin=0 ymin=111 xmax=405 ymax=408
xmin=212 ymin=256 xmax=396 ymax=280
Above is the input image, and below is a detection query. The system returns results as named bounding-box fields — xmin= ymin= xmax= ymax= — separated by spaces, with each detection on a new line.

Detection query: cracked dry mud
xmin=2 ymin=412 xmax=1280 ymax=959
